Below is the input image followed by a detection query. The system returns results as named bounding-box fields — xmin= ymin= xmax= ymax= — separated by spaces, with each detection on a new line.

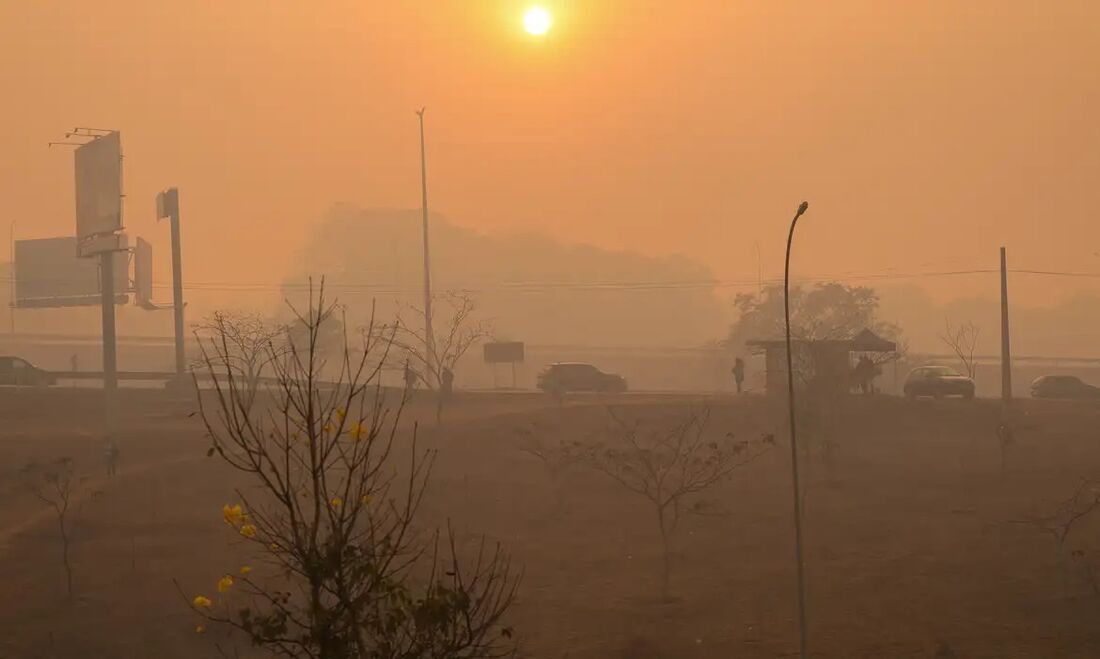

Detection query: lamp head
xmin=797 ymin=201 xmax=809 ymax=217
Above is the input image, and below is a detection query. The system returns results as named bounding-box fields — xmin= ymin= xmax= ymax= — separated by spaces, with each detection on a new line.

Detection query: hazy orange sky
xmin=2 ymin=1 xmax=1099 ymax=308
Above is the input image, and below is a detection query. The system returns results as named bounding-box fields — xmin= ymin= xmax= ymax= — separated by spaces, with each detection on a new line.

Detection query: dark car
xmin=0 ymin=356 xmax=56 ymax=386
xmin=536 ymin=362 xmax=627 ymax=395
xmin=1030 ymin=375 xmax=1100 ymax=400
xmin=903 ymin=366 xmax=975 ymax=400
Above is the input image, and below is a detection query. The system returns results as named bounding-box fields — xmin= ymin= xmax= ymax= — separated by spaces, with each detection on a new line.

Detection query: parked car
xmin=903 ymin=366 xmax=975 ymax=400
xmin=536 ymin=362 xmax=627 ymax=394
xmin=0 ymin=356 xmax=57 ymax=386
xmin=1030 ymin=375 xmax=1100 ymax=400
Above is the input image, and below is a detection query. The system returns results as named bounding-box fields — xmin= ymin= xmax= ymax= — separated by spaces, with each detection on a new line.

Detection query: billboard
xmin=483 ymin=341 xmax=525 ymax=364
xmin=14 ymin=237 xmax=128 ymax=308
xmin=134 ymin=237 xmax=153 ymax=306
xmin=156 ymin=187 xmax=179 ymax=220
xmin=74 ymin=131 xmax=122 ymax=243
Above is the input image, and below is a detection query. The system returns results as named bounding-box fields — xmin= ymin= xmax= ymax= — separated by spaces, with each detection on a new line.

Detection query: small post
xmin=999 ymin=247 xmax=1012 ymax=406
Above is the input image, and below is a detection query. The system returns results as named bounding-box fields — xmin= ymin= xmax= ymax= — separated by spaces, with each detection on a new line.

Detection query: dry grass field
xmin=2 ymin=387 xmax=1100 ymax=658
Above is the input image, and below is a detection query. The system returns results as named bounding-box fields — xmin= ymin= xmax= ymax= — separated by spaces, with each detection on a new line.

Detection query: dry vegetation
xmin=3 ymin=385 xmax=1100 ymax=657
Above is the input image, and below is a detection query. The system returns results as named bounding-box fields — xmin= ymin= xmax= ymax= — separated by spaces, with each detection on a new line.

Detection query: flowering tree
xmin=186 ymin=283 xmax=518 ymax=658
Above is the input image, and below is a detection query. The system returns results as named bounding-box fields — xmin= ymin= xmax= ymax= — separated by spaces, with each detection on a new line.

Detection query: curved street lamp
xmin=784 ymin=200 xmax=810 ymax=659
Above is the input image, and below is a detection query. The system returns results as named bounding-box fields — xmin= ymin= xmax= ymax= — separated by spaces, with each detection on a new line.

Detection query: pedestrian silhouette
xmin=104 ymin=437 xmax=120 ymax=477
xmin=732 ymin=357 xmax=746 ymax=394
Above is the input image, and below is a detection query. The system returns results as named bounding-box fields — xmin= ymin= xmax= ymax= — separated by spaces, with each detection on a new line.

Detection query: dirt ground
xmin=2 ymin=387 xmax=1100 ymax=658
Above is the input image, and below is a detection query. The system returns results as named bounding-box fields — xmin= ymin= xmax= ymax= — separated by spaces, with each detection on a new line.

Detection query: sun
xmin=523 ymin=6 xmax=553 ymax=36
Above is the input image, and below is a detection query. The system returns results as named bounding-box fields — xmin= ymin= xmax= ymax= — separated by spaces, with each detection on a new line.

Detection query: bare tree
xmin=514 ymin=424 xmax=584 ymax=517
xmin=378 ymin=291 xmax=492 ymax=421
xmin=26 ymin=457 xmax=88 ymax=599
xmin=193 ymin=311 xmax=288 ymax=410
xmin=1010 ymin=478 xmax=1100 ymax=553
xmin=940 ymin=319 xmax=981 ymax=379
xmin=186 ymin=282 xmax=518 ymax=659
xmin=582 ymin=407 xmax=773 ymax=600
xmin=1005 ymin=478 xmax=1100 ymax=594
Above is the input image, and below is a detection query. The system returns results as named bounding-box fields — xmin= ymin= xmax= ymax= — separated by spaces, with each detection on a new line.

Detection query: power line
xmin=1 ymin=267 xmax=1099 ymax=295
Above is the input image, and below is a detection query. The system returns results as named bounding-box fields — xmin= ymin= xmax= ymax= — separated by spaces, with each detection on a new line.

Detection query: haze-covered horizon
xmin=4 ymin=203 xmax=1100 ymax=362
xmin=3 ymin=1 xmax=1099 ymax=317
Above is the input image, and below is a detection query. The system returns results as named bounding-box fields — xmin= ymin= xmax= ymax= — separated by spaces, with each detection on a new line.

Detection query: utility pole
xmin=157 ymin=188 xmax=185 ymax=375
xmin=416 ymin=108 xmax=436 ymax=380
xmin=1000 ymin=246 xmax=1012 ymax=406
xmin=9 ymin=220 xmax=15 ymax=334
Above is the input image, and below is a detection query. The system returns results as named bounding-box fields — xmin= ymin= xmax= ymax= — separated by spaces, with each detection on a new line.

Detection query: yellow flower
xmin=360 ymin=494 xmax=372 ymax=505
xmin=323 ymin=423 xmax=335 ymax=434
xmin=269 ymin=542 xmax=281 ymax=551
xmin=349 ymin=422 xmax=366 ymax=441
xmin=217 ymin=575 xmax=234 ymax=593
xmin=192 ymin=595 xmax=212 ymax=609
xmin=336 ymin=407 xmax=347 ymax=419
xmin=222 ymin=504 xmax=245 ymax=527
xmin=239 ymin=565 xmax=252 ymax=576
xmin=239 ymin=524 xmax=257 ymax=539
xmin=330 ymin=497 xmax=343 ymax=508
xmin=195 ymin=624 xmax=205 ymax=634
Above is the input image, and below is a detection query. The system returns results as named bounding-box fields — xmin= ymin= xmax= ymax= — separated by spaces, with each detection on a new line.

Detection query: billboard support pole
xmin=169 ymin=192 xmax=185 ymax=376
xmin=156 ymin=188 xmax=185 ymax=377
xmin=100 ymin=249 xmax=118 ymax=423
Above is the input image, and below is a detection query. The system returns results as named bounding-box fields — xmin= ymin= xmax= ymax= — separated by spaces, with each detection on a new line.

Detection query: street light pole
xmin=783 ymin=200 xmax=810 ymax=659
xmin=416 ymin=107 xmax=436 ymax=381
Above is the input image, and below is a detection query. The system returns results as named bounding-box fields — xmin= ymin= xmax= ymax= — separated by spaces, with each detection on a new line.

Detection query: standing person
xmin=732 ymin=357 xmax=746 ymax=394
xmin=854 ymin=355 xmax=875 ymax=395
xmin=104 ymin=437 xmax=120 ymax=477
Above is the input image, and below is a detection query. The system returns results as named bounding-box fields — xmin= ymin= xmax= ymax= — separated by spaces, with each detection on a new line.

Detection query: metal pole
xmin=783 ymin=201 xmax=810 ymax=659
xmin=100 ymin=250 xmax=118 ymax=405
xmin=416 ymin=108 xmax=436 ymax=382
xmin=169 ymin=191 xmax=185 ymax=375
xmin=9 ymin=220 xmax=14 ymax=334
xmin=1000 ymin=247 xmax=1012 ymax=405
